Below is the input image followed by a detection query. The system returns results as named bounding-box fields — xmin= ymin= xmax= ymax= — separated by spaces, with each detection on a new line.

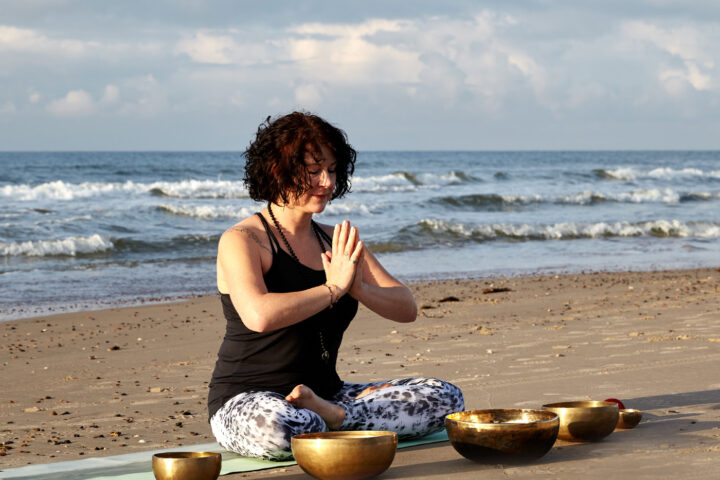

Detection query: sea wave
xmin=1 ymin=179 xmax=249 ymax=201
xmin=433 ymin=188 xmax=720 ymax=209
xmin=352 ymin=170 xmax=475 ymax=193
xmin=321 ymin=202 xmax=374 ymax=216
xmin=393 ymin=218 xmax=720 ymax=245
xmin=112 ymin=234 xmax=219 ymax=253
xmin=157 ymin=204 xmax=255 ymax=219
xmin=1 ymin=234 xmax=113 ymax=257
xmin=594 ymin=167 xmax=720 ymax=182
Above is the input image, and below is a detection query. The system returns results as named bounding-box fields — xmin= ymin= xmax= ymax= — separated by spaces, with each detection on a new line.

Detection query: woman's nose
xmin=319 ymin=169 xmax=333 ymax=187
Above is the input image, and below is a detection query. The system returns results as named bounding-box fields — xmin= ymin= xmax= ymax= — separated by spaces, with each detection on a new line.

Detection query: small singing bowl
xmin=152 ymin=452 xmax=221 ymax=480
xmin=445 ymin=409 xmax=560 ymax=464
xmin=542 ymin=401 xmax=619 ymax=442
xmin=291 ymin=431 xmax=397 ymax=480
xmin=617 ymin=409 xmax=643 ymax=429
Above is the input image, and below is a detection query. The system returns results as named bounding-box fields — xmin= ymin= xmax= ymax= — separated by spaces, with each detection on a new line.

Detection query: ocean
xmin=2 ymin=151 xmax=719 ymax=321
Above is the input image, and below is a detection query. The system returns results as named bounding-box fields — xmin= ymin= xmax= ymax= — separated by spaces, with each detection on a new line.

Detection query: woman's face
xmin=294 ymin=144 xmax=337 ymax=213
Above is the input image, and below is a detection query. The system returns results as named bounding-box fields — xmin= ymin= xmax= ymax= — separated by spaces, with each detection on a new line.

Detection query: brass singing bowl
xmin=542 ymin=401 xmax=619 ymax=442
xmin=291 ymin=431 xmax=397 ymax=480
xmin=617 ymin=409 xmax=643 ymax=429
xmin=152 ymin=452 xmax=221 ymax=480
xmin=445 ymin=409 xmax=560 ymax=464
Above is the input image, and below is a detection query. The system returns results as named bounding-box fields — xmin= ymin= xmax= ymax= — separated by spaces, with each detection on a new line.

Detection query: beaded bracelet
xmin=323 ymin=283 xmax=336 ymax=309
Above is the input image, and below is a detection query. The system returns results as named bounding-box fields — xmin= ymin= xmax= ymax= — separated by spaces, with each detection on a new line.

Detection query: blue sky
xmin=1 ymin=0 xmax=719 ymax=150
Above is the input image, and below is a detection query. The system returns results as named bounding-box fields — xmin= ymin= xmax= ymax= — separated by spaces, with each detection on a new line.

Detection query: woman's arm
xmin=218 ymin=228 xmax=332 ymax=332
xmin=348 ymin=246 xmax=418 ymax=323
xmin=218 ymin=221 xmax=362 ymax=332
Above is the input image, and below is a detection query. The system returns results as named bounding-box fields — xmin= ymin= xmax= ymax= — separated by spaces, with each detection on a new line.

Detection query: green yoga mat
xmin=0 ymin=431 xmax=449 ymax=480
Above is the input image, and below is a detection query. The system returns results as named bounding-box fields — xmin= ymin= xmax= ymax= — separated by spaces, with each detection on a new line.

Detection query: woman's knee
xmin=211 ymin=395 xmax=328 ymax=460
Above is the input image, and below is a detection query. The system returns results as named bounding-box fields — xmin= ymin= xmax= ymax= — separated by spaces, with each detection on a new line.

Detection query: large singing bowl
xmin=291 ymin=431 xmax=397 ymax=480
xmin=542 ymin=401 xmax=619 ymax=442
xmin=445 ymin=409 xmax=560 ymax=464
xmin=151 ymin=452 xmax=221 ymax=480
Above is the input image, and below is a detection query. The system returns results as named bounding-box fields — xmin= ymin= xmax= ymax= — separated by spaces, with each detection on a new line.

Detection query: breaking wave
xmin=1 ymin=179 xmax=249 ymax=201
xmin=433 ymin=188 xmax=720 ymax=209
xmin=157 ymin=204 xmax=255 ymax=219
xmin=352 ymin=170 xmax=477 ymax=193
xmin=378 ymin=218 xmax=720 ymax=250
xmin=594 ymin=167 xmax=720 ymax=182
xmin=1 ymin=234 xmax=113 ymax=257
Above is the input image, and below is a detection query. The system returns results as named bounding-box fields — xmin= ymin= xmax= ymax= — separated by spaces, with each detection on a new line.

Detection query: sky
xmin=1 ymin=0 xmax=719 ymax=151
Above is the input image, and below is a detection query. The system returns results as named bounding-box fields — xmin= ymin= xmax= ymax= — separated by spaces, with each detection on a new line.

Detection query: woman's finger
xmin=338 ymin=220 xmax=350 ymax=256
xmin=320 ymin=251 xmax=330 ymax=272
xmin=350 ymin=240 xmax=363 ymax=264
xmin=332 ymin=223 xmax=340 ymax=256
xmin=345 ymin=226 xmax=357 ymax=256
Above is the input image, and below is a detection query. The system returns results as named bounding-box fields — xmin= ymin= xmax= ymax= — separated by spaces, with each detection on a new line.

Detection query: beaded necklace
xmin=267 ymin=202 xmax=331 ymax=363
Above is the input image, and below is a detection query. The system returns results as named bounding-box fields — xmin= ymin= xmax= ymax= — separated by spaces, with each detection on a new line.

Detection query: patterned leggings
xmin=210 ymin=377 xmax=465 ymax=460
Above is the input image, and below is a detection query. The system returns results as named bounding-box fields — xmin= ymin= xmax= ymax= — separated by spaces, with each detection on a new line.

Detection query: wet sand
xmin=2 ymin=268 xmax=719 ymax=479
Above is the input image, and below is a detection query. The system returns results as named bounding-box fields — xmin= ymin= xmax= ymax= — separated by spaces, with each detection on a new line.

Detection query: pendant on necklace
xmin=321 ymin=351 xmax=330 ymax=362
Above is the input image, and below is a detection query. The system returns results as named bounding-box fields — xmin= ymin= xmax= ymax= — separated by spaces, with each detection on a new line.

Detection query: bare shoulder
xmin=221 ymin=214 xmax=271 ymax=254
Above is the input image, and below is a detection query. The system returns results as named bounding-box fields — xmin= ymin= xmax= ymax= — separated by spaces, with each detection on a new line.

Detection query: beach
xmin=2 ymin=267 xmax=719 ymax=479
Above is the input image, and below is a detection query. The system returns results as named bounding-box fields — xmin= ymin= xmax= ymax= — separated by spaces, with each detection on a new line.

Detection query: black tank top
xmin=207 ymin=214 xmax=359 ymax=420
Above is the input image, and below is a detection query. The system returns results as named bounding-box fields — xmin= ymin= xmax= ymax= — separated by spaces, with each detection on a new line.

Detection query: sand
xmin=2 ymin=268 xmax=719 ymax=479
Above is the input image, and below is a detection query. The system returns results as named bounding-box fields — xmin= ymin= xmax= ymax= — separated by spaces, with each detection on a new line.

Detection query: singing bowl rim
xmin=292 ymin=430 xmax=398 ymax=442
xmin=541 ymin=401 xmax=619 ymax=410
xmin=152 ymin=451 xmax=222 ymax=460
xmin=446 ymin=409 xmax=559 ymax=427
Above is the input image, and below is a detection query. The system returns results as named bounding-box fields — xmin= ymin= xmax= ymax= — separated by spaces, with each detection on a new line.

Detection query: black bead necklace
xmin=267 ymin=202 xmax=331 ymax=363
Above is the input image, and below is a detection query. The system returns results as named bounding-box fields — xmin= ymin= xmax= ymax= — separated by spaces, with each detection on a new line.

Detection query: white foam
xmin=557 ymin=188 xmax=704 ymax=205
xmin=603 ymin=166 xmax=717 ymax=181
xmin=352 ymin=173 xmax=418 ymax=192
xmin=615 ymin=188 xmax=681 ymax=204
xmin=321 ymin=202 xmax=373 ymax=216
xmin=149 ymin=179 xmax=248 ymax=199
xmin=647 ymin=167 xmax=704 ymax=178
xmin=1 ymin=234 xmax=113 ymax=256
xmin=158 ymin=204 xmax=254 ymax=219
xmin=603 ymin=167 xmax=638 ymax=181
xmin=0 ymin=179 xmax=248 ymax=201
xmin=417 ymin=218 xmax=720 ymax=240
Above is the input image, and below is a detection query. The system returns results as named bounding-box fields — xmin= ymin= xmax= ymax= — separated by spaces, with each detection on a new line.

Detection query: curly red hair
xmin=243 ymin=112 xmax=356 ymax=204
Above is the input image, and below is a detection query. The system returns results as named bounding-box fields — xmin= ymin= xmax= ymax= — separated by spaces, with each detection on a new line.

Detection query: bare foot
xmin=355 ymin=382 xmax=394 ymax=399
xmin=286 ymin=384 xmax=346 ymax=430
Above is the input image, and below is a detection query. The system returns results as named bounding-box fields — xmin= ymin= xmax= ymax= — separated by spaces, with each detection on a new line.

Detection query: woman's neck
xmin=268 ymin=202 xmax=313 ymax=236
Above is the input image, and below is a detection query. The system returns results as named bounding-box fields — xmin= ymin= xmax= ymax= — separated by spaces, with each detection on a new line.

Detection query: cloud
xmin=287 ymin=19 xmax=421 ymax=85
xmin=174 ymin=31 xmax=278 ymax=66
xmin=0 ymin=25 xmax=94 ymax=57
xmin=28 ymin=91 xmax=41 ymax=104
xmin=46 ymin=90 xmax=96 ymax=116
xmin=175 ymin=32 xmax=235 ymax=64
xmin=101 ymin=85 xmax=120 ymax=105
xmin=45 ymin=85 xmax=121 ymax=116
xmin=619 ymin=20 xmax=718 ymax=94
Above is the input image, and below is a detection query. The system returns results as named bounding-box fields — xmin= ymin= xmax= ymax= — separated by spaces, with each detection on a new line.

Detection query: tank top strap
xmin=312 ymin=221 xmax=332 ymax=250
xmin=255 ymin=212 xmax=280 ymax=254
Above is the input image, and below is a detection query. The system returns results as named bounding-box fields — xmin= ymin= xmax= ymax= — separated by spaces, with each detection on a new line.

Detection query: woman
xmin=208 ymin=112 xmax=464 ymax=460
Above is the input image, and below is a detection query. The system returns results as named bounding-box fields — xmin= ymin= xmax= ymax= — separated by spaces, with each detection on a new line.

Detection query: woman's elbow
xmin=242 ymin=313 xmax=273 ymax=333
xmin=234 ymin=302 xmax=274 ymax=332
xmin=394 ymin=300 xmax=417 ymax=323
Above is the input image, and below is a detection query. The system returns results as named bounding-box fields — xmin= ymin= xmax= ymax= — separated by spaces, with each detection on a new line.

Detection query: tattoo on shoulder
xmin=229 ymin=226 xmax=271 ymax=253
